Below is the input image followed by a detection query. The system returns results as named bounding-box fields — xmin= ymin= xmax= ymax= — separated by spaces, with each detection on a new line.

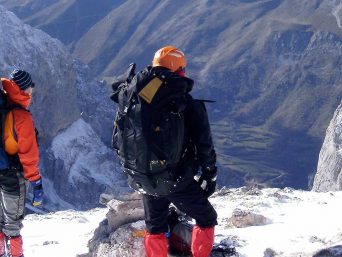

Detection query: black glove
xmin=197 ymin=167 xmax=217 ymax=197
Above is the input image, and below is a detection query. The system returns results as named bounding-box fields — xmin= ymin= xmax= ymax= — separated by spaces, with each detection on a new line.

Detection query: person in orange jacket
xmin=0 ymin=69 xmax=43 ymax=257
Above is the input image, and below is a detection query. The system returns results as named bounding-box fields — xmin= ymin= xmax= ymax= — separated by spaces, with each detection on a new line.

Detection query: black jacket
xmin=141 ymin=67 xmax=217 ymax=177
xmin=112 ymin=65 xmax=217 ymax=194
xmin=183 ymin=96 xmax=216 ymax=173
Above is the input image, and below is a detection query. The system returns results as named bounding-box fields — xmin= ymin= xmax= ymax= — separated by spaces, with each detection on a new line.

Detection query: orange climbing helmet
xmin=152 ymin=46 xmax=187 ymax=73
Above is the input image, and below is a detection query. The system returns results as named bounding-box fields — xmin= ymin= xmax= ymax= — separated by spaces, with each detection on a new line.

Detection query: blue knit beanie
xmin=10 ymin=69 xmax=35 ymax=90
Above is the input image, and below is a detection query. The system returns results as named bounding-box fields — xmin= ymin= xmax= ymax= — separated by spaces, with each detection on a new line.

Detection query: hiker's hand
xmin=198 ymin=167 xmax=217 ymax=197
xmin=31 ymin=178 xmax=43 ymax=206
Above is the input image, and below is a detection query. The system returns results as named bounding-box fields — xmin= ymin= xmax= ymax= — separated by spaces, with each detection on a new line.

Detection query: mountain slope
xmin=0 ymin=6 xmax=128 ymax=210
xmin=81 ymin=0 xmax=342 ymax=189
xmin=2 ymin=0 xmax=342 ymax=189
xmin=0 ymin=0 xmax=123 ymax=46
xmin=0 ymin=5 xmax=79 ymax=140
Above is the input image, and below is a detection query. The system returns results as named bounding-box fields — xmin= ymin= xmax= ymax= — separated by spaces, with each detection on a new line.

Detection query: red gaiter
xmin=191 ymin=225 xmax=214 ymax=257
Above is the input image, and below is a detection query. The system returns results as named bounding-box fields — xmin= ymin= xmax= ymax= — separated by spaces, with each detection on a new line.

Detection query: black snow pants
xmin=143 ymin=178 xmax=218 ymax=234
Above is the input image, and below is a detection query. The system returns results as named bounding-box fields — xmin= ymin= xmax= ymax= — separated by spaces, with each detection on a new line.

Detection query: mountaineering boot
xmin=8 ymin=235 xmax=23 ymax=257
xmin=144 ymin=232 xmax=168 ymax=257
xmin=191 ymin=225 xmax=214 ymax=257
xmin=0 ymin=232 xmax=5 ymax=257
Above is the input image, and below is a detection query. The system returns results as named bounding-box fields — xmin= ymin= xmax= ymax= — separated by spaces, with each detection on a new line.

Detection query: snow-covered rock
xmin=312 ymin=101 xmax=342 ymax=192
xmin=44 ymin=118 xmax=128 ymax=210
xmin=228 ymin=209 xmax=270 ymax=228
xmin=85 ymin=187 xmax=342 ymax=257
xmin=0 ymin=5 xmax=79 ymax=140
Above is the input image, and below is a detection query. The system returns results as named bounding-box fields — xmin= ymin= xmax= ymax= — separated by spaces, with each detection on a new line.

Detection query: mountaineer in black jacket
xmin=141 ymin=46 xmax=218 ymax=257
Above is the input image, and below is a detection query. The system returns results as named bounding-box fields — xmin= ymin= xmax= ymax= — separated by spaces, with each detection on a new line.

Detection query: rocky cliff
xmin=0 ymin=6 xmax=79 ymax=141
xmin=312 ymin=101 xmax=342 ymax=192
xmin=0 ymin=6 xmax=128 ymax=210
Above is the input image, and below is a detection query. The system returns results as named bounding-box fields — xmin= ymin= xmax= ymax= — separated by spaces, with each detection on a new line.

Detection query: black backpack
xmin=111 ymin=63 xmax=193 ymax=196
xmin=0 ymin=89 xmax=10 ymax=170
xmin=167 ymin=207 xmax=237 ymax=256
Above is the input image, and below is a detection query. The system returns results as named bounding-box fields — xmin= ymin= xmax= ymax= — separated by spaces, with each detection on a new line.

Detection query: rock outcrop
xmin=0 ymin=5 xmax=79 ymax=141
xmin=228 ymin=209 xmax=270 ymax=228
xmin=312 ymin=102 xmax=342 ymax=192
xmin=313 ymin=245 xmax=342 ymax=257
xmin=87 ymin=192 xmax=145 ymax=257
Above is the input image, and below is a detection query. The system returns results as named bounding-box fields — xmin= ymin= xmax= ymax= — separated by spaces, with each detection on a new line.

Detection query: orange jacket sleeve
xmin=13 ymin=109 xmax=41 ymax=182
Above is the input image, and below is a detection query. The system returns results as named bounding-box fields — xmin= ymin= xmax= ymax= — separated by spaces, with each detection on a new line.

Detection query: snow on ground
xmin=20 ymin=188 xmax=342 ymax=257
xmin=22 ymin=208 xmax=108 ymax=257
xmin=211 ymin=187 xmax=342 ymax=257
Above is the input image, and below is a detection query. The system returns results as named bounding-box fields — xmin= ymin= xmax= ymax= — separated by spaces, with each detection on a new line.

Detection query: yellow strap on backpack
xmin=138 ymin=77 xmax=163 ymax=104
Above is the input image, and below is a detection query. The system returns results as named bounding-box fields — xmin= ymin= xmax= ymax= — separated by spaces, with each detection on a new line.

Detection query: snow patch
xmin=51 ymin=118 xmax=120 ymax=187
xmin=212 ymin=188 xmax=342 ymax=257
xmin=330 ymin=0 xmax=342 ymax=30
xmin=22 ymin=208 xmax=107 ymax=257
xmin=16 ymin=187 xmax=342 ymax=257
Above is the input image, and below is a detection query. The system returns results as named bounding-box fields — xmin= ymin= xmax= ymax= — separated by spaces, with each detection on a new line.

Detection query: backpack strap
xmin=111 ymin=63 xmax=136 ymax=103
xmin=0 ymin=91 xmax=10 ymax=169
xmin=138 ymin=77 xmax=163 ymax=104
xmin=137 ymin=75 xmax=167 ymax=163
xmin=194 ymin=99 xmax=216 ymax=103
xmin=0 ymin=109 xmax=6 ymax=150
xmin=5 ymin=101 xmax=30 ymax=112
xmin=6 ymin=104 xmax=32 ymax=148
xmin=0 ymin=90 xmax=8 ymax=153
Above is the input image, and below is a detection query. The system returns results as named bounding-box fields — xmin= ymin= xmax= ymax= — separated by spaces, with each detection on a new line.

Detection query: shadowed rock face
xmin=2 ymin=1 xmax=342 ymax=189
xmin=312 ymin=102 xmax=342 ymax=192
xmin=313 ymin=245 xmax=342 ymax=257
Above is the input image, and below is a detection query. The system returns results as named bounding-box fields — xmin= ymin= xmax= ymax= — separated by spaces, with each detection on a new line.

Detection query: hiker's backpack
xmin=167 ymin=207 xmax=193 ymax=255
xmin=167 ymin=207 xmax=237 ymax=257
xmin=111 ymin=63 xmax=192 ymax=196
xmin=0 ymin=89 xmax=10 ymax=170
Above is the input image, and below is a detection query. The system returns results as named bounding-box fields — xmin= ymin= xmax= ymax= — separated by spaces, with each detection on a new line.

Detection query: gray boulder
xmin=313 ymin=245 xmax=342 ymax=257
xmin=228 ymin=208 xmax=270 ymax=228
xmin=87 ymin=192 xmax=145 ymax=257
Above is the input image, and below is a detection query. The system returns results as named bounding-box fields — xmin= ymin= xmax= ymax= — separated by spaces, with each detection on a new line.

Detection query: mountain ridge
xmin=1 ymin=0 xmax=342 ymax=189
